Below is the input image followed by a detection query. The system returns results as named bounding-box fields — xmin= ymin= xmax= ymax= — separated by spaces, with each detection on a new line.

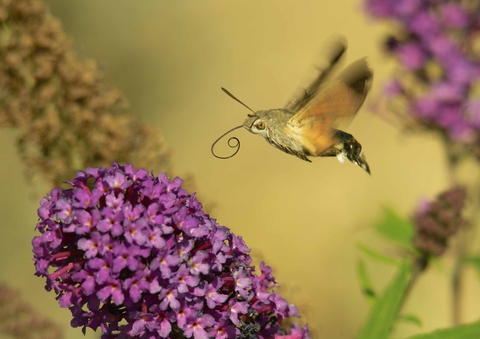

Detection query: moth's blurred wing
xmin=285 ymin=37 xmax=347 ymax=112
xmin=287 ymin=58 xmax=373 ymax=156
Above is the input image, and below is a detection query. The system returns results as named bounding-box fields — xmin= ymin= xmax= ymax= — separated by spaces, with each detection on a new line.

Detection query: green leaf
xmin=405 ymin=320 xmax=480 ymax=339
xmin=464 ymin=256 xmax=480 ymax=278
xmin=357 ymin=260 xmax=411 ymax=339
xmin=375 ymin=207 xmax=415 ymax=250
xmin=357 ymin=242 xmax=400 ymax=266
xmin=357 ymin=259 xmax=376 ymax=307
xmin=398 ymin=313 xmax=422 ymax=328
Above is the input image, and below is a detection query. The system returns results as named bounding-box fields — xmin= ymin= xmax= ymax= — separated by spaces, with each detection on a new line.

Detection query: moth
xmin=211 ymin=37 xmax=372 ymax=174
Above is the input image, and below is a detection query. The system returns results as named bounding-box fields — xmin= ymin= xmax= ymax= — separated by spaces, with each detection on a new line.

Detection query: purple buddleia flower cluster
xmin=365 ymin=0 xmax=480 ymax=156
xmin=32 ymin=163 xmax=309 ymax=339
xmin=412 ymin=186 xmax=466 ymax=256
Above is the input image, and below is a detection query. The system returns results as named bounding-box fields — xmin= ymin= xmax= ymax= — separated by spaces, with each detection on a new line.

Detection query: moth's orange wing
xmin=287 ymin=58 xmax=373 ymax=156
xmin=286 ymin=117 xmax=336 ymax=156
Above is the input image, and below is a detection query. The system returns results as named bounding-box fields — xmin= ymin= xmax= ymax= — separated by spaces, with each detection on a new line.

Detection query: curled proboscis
xmin=211 ymin=125 xmax=244 ymax=159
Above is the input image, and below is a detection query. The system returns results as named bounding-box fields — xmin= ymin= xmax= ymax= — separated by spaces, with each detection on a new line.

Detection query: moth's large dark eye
xmin=254 ymin=119 xmax=266 ymax=130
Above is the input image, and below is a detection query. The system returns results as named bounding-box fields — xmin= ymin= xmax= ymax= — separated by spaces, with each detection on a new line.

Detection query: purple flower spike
xmin=365 ymin=0 xmax=480 ymax=157
xmin=413 ymin=186 xmax=466 ymax=256
xmin=33 ymin=163 xmax=308 ymax=339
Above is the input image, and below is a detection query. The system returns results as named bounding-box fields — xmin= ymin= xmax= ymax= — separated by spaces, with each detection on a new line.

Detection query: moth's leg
xmin=318 ymin=146 xmax=341 ymax=157
xmin=318 ymin=129 xmax=346 ymax=158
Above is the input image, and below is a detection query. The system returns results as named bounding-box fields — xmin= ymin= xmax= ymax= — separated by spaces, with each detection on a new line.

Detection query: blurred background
xmin=1 ymin=0 xmax=478 ymax=338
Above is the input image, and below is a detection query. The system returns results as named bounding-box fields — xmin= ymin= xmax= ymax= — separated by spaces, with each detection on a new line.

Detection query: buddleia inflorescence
xmin=32 ymin=163 xmax=308 ymax=339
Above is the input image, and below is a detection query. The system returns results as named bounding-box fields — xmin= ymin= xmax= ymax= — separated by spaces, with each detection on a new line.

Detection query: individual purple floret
xmin=364 ymin=0 xmax=480 ymax=156
xmin=32 ymin=163 xmax=308 ymax=339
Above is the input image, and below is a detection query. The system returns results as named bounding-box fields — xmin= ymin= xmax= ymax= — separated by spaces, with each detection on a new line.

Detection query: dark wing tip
xmin=328 ymin=36 xmax=347 ymax=65
xmin=284 ymin=36 xmax=348 ymax=112
xmin=341 ymin=58 xmax=373 ymax=96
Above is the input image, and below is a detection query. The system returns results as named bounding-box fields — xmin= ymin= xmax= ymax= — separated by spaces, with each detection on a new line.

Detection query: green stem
xmin=443 ymin=138 xmax=463 ymax=326
xmin=453 ymin=175 xmax=480 ymax=325
xmin=444 ymin=139 xmax=459 ymax=186
xmin=452 ymin=232 xmax=466 ymax=325
xmin=403 ymin=254 xmax=429 ymax=309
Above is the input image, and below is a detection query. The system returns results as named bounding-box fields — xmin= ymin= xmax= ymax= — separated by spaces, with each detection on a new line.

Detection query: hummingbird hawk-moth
xmin=211 ymin=38 xmax=373 ymax=174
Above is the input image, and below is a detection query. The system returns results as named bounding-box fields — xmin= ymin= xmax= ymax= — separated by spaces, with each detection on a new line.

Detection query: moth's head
xmin=243 ymin=111 xmax=269 ymax=137
xmin=212 ymin=88 xmax=273 ymax=160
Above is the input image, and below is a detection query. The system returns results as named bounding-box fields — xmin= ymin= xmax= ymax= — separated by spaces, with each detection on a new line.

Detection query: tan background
xmin=1 ymin=1 xmax=479 ymax=338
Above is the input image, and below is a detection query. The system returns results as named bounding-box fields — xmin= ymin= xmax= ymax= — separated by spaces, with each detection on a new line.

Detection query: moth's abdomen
xmin=320 ymin=130 xmax=371 ymax=174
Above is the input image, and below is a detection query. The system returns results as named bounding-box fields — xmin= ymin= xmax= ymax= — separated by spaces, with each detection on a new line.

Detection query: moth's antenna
xmin=211 ymin=125 xmax=244 ymax=159
xmin=221 ymin=87 xmax=256 ymax=116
